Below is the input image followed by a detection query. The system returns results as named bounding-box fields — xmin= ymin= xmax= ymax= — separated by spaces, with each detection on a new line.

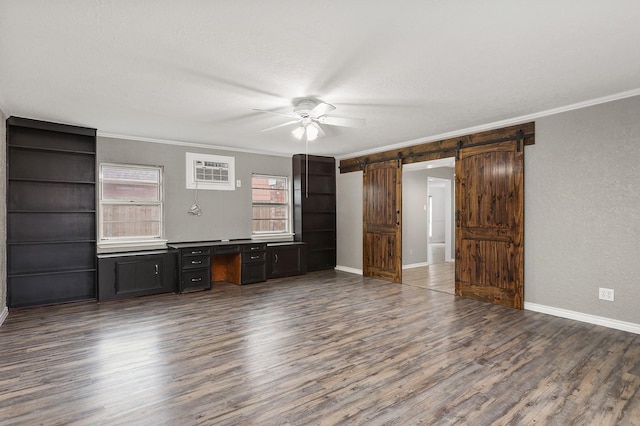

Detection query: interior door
xmin=455 ymin=140 xmax=524 ymax=308
xmin=363 ymin=159 xmax=402 ymax=283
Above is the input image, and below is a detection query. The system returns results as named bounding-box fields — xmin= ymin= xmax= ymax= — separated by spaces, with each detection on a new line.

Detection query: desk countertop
xmin=167 ymin=239 xmax=254 ymax=249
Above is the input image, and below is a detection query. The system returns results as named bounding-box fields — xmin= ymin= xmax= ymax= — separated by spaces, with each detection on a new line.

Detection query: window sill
xmin=97 ymin=239 xmax=169 ymax=254
xmin=252 ymin=233 xmax=295 ymax=242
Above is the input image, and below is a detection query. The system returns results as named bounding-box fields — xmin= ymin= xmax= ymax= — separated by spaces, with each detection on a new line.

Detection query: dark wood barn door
xmin=363 ymin=159 xmax=402 ymax=283
xmin=455 ymin=140 xmax=524 ymax=309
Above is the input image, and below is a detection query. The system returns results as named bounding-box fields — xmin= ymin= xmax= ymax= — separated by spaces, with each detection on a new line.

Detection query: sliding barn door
xmin=363 ymin=159 xmax=402 ymax=283
xmin=455 ymin=140 xmax=524 ymax=309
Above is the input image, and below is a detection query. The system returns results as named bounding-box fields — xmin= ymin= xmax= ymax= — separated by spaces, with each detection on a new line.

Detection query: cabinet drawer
xmin=241 ymin=263 xmax=266 ymax=284
xmin=181 ymin=268 xmax=211 ymax=291
xmin=243 ymin=243 xmax=266 ymax=253
xmin=243 ymin=251 xmax=266 ymax=264
xmin=214 ymin=245 xmax=240 ymax=254
xmin=182 ymin=255 xmax=210 ymax=269
xmin=181 ymin=247 xmax=211 ymax=257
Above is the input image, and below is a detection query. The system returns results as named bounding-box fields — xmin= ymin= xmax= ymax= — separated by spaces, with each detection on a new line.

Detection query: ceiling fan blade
xmin=319 ymin=116 xmax=366 ymax=128
xmin=310 ymin=122 xmax=326 ymax=138
xmin=253 ymin=109 xmax=297 ymax=119
xmin=260 ymin=120 xmax=300 ymax=132
xmin=311 ymin=101 xmax=336 ymax=117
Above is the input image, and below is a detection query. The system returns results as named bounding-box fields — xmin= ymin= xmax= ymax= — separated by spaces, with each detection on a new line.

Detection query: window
xmin=99 ymin=164 xmax=165 ymax=248
xmin=252 ymin=174 xmax=290 ymax=235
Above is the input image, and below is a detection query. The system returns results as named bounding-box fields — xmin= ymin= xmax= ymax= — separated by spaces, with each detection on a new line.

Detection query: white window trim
xmin=98 ymin=163 xmax=167 ymax=252
xmin=251 ymin=173 xmax=292 ymax=238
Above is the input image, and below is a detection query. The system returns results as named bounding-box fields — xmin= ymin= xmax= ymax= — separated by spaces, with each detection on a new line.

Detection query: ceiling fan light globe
xmin=306 ymin=125 xmax=319 ymax=141
xmin=292 ymin=126 xmax=305 ymax=140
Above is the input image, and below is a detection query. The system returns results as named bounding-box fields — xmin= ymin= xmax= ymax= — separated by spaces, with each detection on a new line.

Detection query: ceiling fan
xmin=254 ymin=98 xmax=365 ymax=141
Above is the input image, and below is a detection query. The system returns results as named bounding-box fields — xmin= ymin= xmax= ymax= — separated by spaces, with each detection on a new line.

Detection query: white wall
xmin=337 ymin=95 xmax=640 ymax=326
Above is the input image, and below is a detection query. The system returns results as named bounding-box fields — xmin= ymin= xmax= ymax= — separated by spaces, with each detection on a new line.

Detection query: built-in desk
xmin=97 ymin=240 xmax=308 ymax=300
xmin=168 ymin=240 xmax=267 ymax=292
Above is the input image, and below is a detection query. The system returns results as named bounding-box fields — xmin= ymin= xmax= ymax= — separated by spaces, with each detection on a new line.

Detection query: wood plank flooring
xmin=402 ymin=263 xmax=455 ymax=295
xmin=1 ymin=270 xmax=640 ymax=425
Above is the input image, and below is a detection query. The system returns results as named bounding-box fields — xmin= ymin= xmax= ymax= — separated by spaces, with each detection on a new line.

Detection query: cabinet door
xmin=98 ymin=252 xmax=176 ymax=301
xmin=116 ymin=259 xmax=162 ymax=295
xmin=270 ymin=245 xmax=306 ymax=278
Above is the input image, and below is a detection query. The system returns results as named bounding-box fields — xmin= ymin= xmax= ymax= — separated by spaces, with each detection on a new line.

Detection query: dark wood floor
xmin=1 ymin=270 xmax=639 ymax=425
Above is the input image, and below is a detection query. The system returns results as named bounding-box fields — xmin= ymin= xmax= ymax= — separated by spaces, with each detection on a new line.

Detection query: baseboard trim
xmin=403 ymin=262 xmax=429 ymax=270
xmin=335 ymin=265 xmax=363 ymax=275
xmin=0 ymin=306 xmax=8 ymax=327
xmin=524 ymin=302 xmax=640 ymax=335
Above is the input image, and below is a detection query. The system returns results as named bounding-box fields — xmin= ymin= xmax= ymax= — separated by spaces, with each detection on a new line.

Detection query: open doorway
xmin=401 ymin=158 xmax=455 ymax=294
xmin=427 ymin=176 xmax=452 ymax=265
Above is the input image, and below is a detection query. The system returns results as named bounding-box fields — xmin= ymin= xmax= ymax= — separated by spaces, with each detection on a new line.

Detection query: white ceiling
xmin=1 ymin=1 xmax=640 ymax=158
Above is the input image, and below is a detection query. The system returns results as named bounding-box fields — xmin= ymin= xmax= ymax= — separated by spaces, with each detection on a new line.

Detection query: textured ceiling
xmin=1 ymin=1 xmax=640 ymax=158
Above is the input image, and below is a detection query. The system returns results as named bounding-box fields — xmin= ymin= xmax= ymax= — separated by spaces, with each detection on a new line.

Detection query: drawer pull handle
xmin=191 ymin=277 xmax=202 ymax=282
xmin=251 ymin=247 xmax=260 ymax=251
xmin=191 ymin=250 xmax=202 ymax=254
xmin=191 ymin=260 xmax=202 ymax=265
xmin=250 ymin=255 xmax=260 ymax=260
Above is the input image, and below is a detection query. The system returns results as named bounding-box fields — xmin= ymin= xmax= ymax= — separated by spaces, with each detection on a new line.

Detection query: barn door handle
xmin=396 ymin=210 xmax=400 ymax=226
xmin=456 ymin=210 xmax=461 ymax=228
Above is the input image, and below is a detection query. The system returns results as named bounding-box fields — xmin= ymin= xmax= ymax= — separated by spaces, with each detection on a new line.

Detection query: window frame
xmin=98 ymin=163 xmax=167 ymax=251
xmin=251 ymin=173 xmax=293 ymax=238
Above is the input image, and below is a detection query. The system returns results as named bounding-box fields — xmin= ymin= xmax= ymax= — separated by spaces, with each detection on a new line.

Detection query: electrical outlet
xmin=599 ymin=287 xmax=614 ymax=301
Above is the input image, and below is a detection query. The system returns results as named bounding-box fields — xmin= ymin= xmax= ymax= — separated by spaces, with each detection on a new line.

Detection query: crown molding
xmin=337 ymin=88 xmax=640 ymax=160
xmin=97 ymin=131 xmax=292 ymax=158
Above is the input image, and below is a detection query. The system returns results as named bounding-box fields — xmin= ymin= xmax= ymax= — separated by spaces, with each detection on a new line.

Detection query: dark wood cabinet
xmin=97 ymin=251 xmax=177 ymax=301
xmin=241 ymin=243 xmax=267 ymax=284
xmin=292 ymin=155 xmax=336 ymax=271
xmin=267 ymin=242 xmax=307 ymax=278
xmin=6 ymin=117 xmax=97 ymax=307
xmin=170 ymin=241 xmax=267 ymax=290
xmin=177 ymin=246 xmax=212 ymax=292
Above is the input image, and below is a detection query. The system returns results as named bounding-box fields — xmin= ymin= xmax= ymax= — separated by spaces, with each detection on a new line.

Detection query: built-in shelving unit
xmin=292 ymin=154 xmax=336 ymax=271
xmin=6 ymin=117 xmax=97 ymax=307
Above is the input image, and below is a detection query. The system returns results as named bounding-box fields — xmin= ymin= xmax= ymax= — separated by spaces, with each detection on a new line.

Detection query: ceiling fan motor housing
xmin=294 ymin=99 xmax=318 ymax=115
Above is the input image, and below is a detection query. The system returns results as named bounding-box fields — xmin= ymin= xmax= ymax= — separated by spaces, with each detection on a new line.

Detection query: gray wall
xmin=429 ymin=185 xmax=446 ymax=243
xmin=97 ymin=136 xmax=291 ymax=245
xmin=337 ymin=95 xmax=640 ymax=325
xmin=336 ymin=170 xmax=362 ymax=271
xmin=0 ymin=107 xmax=6 ymax=319
xmin=402 ymin=167 xmax=454 ymax=266
xmin=526 ymin=95 xmax=640 ymax=324
xmin=402 ymin=169 xmax=429 ymax=265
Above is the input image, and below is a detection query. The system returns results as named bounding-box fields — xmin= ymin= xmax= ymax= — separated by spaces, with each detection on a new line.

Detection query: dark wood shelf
xmin=293 ymin=154 xmax=337 ymax=272
xmin=8 ymin=144 xmax=96 ymax=156
xmin=8 ymin=240 xmax=96 ymax=245
xmin=6 ymin=117 xmax=97 ymax=308
xmin=8 ymin=210 xmax=96 ymax=214
xmin=8 ymin=177 xmax=96 ymax=184
xmin=9 ymin=268 xmax=97 ymax=278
